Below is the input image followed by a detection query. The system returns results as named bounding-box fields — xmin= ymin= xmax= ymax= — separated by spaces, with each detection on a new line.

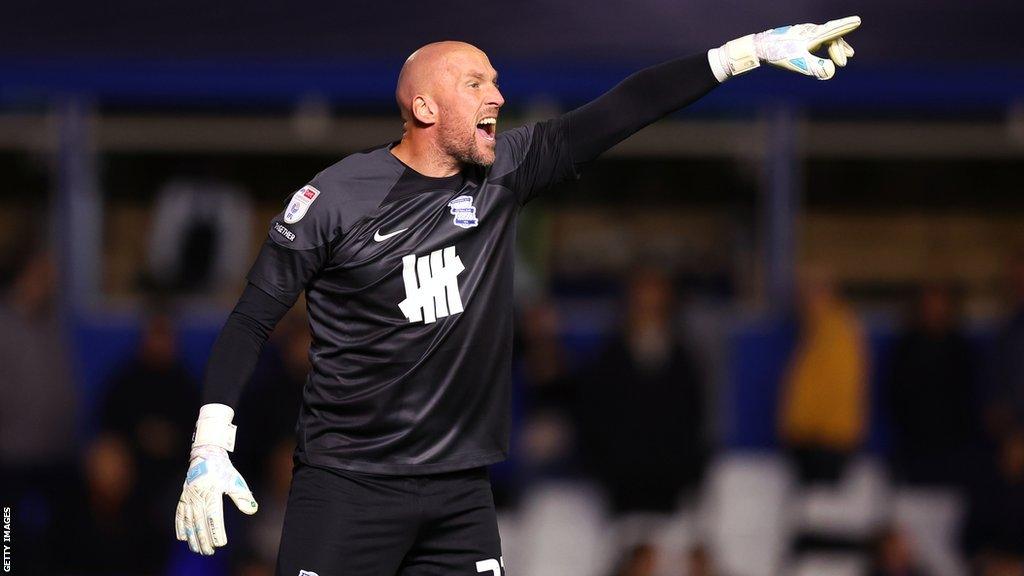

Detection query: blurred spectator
xmin=100 ymin=306 xmax=199 ymax=477
xmin=95 ymin=305 xmax=199 ymax=570
xmin=580 ymin=268 xmax=707 ymax=514
xmin=779 ymin=268 xmax=868 ymax=484
xmin=608 ymin=543 xmax=658 ymax=576
xmin=55 ymin=434 xmax=155 ymax=575
xmin=685 ymin=543 xmax=715 ymax=576
xmin=0 ymin=252 xmax=76 ymax=571
xmin=991 ymin=251 xmax=1024 ymax=440
xmin=961 ymin=428 xmax=1024 ymax=576
xmin=888 ymin=283 xmax=978 ymax=487
xmin=517 ymin=301 xmax=579 ymax=481
xmin=869 ymin=525 xmax=930 ymax=576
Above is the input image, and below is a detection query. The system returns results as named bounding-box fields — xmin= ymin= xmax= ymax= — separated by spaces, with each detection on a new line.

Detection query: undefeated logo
xmin=274 ymin=222 xmax=296 ymax=241
xmin=398 ymin=246 xmax=465 ymax=324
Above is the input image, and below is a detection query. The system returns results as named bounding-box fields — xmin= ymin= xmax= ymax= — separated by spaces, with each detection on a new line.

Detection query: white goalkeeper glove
xmin=709 ymin=15 xmax=861 ymax=82
xmin=174 ymin=403 xmax=258 ymax=556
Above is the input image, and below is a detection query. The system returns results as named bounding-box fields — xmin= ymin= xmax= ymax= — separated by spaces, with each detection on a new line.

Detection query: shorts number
xmin=476 ymin=557 xmax=504 ymax=575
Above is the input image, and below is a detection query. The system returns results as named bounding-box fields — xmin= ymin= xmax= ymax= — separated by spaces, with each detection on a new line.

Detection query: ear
xmin=411 ymin=95 xmax=437 ymax=126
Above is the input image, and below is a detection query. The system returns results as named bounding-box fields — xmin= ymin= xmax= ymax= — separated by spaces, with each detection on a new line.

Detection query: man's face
xmin=435 ymin=49 xmax=504 ymax=167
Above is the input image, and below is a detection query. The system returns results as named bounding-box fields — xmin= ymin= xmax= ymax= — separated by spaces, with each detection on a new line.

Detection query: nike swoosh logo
xmin=374 ymin=227 xmax=408 ymax=242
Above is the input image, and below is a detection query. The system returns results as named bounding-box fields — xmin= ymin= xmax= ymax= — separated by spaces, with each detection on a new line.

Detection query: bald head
xmin=396 ymin=41 xmax=490 ymax=121
xmin=392 ymin=41 xmax=504 ymax=169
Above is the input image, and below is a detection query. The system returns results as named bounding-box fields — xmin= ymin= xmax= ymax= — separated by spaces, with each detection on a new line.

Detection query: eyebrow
xmin=466 ymin=71 xmax=499 ymax=82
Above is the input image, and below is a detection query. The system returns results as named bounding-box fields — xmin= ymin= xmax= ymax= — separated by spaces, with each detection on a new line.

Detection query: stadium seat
xmin=705 ymin=452 xmax=794 ymax=576
xmin=786 ymin=552 xmax=867 ymax=576
xmin=793 ymin=456 xmax=889 ymax=538
xmin=892 ymin=488 xmax=967 ymax=576
xmin=515 ymin=481 xmax=610 ymax=576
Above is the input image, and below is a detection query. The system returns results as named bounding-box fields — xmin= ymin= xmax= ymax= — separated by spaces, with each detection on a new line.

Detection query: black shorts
xmin=275 ymin=463 xmax=504 ymax=576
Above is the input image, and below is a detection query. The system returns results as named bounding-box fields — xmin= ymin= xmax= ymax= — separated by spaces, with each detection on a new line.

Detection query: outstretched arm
xmin=500 ymin=15 xmax=861 ymax=204
xmin=563 ymin=52 xmax=718 ymax=167
xmin=564 ymin=15 xmax=861 ymax=166
xmin=494 ymin=55 xmax=720 ymax=203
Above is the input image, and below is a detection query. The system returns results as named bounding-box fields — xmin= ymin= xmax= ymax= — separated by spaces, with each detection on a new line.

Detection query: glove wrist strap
xmin=192 ymin=403 xmax=237 ymax=452
xmin=722 ymin=34 xmax=760 ymax=78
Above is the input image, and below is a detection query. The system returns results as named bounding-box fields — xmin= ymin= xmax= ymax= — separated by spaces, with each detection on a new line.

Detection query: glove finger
xmin=828 ymin=41 xmax=848 ymax=67
xmin=183 ymin=503 xmax=201 ymax=554
xmin=809 ymin=15 xmax=861 ymax=50
xmin=191 ymin=501 xmax=216 ymax=555
xmin=227 ymin=490 xmax=260 ymax=516
xmin=227 ymin=474 xmax=259 ymax=516
xmin=206 ymin=491 xmax=228 ymax=548
xmin=811 ymin=56 xmax=836 ymax=80
xmin=839 ymin=37 xmax=855 ymax=57
xmin=816 ymin=15 xmax=861 ymax=43
xmin=175 ymin=499 xmax=188 ymax=541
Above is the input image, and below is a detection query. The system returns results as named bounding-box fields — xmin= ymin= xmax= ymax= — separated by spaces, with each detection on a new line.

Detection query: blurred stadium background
xmin=3 ymin=1 xmax=1024 ymax=575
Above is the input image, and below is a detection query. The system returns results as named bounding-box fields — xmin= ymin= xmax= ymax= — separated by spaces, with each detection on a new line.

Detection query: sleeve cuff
xmin=707 ymin=48 xmax=731 ymax=83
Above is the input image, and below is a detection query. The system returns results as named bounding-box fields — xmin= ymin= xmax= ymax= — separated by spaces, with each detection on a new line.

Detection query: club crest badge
xmin=447 ymin=195 xmax=479 ymax=229
xmin=283 ymin=185 xmax=320 ymax=224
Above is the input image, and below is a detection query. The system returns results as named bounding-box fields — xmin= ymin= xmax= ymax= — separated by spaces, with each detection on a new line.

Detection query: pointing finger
xmin=813 ymin=15 xmax=862 ymax=46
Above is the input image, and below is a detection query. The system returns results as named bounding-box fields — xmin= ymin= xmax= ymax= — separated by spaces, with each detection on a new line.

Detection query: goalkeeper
xmin=174 ymin=15 xmax=861 ymax=575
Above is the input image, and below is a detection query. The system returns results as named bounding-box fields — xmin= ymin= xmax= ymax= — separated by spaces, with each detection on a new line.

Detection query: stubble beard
xmin=437 ymin=107 xmax=494 ymax=167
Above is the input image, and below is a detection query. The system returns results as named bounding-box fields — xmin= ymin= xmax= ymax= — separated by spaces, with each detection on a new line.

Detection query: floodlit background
xmin=3 ymin=1 xmax=1024 ymax=575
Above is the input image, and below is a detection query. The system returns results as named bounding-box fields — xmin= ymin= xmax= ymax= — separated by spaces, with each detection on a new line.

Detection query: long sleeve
xmin=201 ymin=281 xmax=291 ymax=408
xmin=493 ymin=53 xmax=720 ymax=205
xmin=563 ymin=52 xmax=719 ymax=166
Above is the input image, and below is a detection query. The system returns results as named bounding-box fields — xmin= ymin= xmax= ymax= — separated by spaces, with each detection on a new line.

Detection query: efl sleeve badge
xmin=283 ymin=185 xmax=321 ymax=224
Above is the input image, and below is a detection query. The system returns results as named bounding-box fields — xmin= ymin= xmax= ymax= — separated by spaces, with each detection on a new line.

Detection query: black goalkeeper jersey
xmin=203 ymin=52 xmax=717 ymax=476
xmin=247 ymin=120 xmax=576 ymax=475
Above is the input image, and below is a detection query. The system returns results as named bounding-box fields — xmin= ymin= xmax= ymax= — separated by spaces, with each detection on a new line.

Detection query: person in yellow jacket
xmin=779 ymin=268 xmax=869 ymax=483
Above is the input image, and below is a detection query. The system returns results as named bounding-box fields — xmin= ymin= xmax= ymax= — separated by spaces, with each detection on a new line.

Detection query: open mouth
xmin=476 ymin=117 xmax=497 ymax=142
